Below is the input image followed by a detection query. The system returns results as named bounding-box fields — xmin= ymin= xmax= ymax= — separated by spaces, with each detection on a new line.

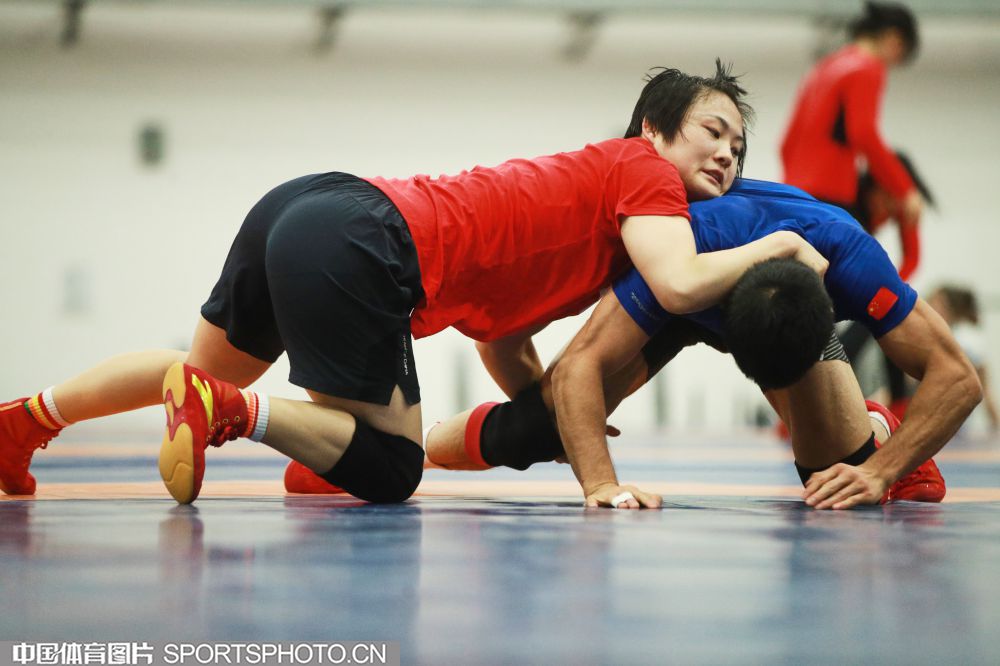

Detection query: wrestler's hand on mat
xmin=802 ymin=463 xmax=889 ymax=510
xmin=585 ymin=483 xmax=662 ymax=509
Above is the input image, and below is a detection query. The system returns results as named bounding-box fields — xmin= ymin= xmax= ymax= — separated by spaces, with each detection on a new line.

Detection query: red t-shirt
xmin=367 ymin=137 xmax=689 ymax=341
xmin=780 ymin=45 xmax=914 ymax=204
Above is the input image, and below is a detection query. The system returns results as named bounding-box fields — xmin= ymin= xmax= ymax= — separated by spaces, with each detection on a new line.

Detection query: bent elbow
xmin=551 ymin=353 xmax=578 ymax=393
xmin=964 ymin=371 xmax=984 ymax=411
xmin=846 ymin=124 xmax=881 ymax=153
xmin=653 ymin=281 xmax=700 ymax=315
xmin=552 ymin=349 xmax=602 ymax=396
xmin=949 ymin=360 xmax=984 ymax=414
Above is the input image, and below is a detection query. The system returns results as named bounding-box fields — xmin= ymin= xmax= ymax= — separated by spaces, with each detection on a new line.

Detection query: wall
xmin=2 ymin=3 xmax=998 ymax=439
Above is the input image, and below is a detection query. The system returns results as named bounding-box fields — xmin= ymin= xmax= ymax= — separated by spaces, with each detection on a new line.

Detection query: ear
xmin=641 ymin=117 xmax=658 ymax=142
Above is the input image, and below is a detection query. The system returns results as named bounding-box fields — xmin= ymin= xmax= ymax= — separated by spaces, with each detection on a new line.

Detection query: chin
xmin=687 ymin=184 xmax=723 ymax=201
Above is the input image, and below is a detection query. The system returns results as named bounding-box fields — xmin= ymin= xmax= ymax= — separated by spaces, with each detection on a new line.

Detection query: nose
xmin=714 ymin=142 xmax=733 ymax=168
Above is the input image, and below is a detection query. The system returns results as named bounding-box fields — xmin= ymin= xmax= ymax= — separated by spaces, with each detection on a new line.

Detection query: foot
xmin=159 ymin=363 xmax=248 ymax=504
xmin=283 ymin=460 xmax=348 ymax=494
xmin=0 ymin=398 xmax=61 ymax=495
xmin=866 ymin=399 xmax=946 ymax=503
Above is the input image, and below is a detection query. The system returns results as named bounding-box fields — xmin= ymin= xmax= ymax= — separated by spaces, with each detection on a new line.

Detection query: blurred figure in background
xmin=928 ymin=285 xmax=999 ymax=433
xmin=781 ymin=1 xmax=923 ymax=226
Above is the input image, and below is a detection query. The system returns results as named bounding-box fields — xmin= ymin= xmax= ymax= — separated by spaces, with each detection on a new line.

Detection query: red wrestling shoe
xmin=284 ymin=460 xmax=347 ymax=494
xmin=159 ymin=363 xmax=248 ymax=504
xmin=889 ymin=397 xmax=910 ymax=421
xmin=866 ymin=399 xmax=946 ymax=503
xmin=0 ymin=398 xmax=61 ymax=495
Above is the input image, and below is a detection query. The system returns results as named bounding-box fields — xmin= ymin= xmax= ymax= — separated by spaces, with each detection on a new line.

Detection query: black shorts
xmin=641 ymin=319 xmax=847 ymax=381
xmin=201 ymin=172 xmax=424 ymax=406
xmin=641 ymin=318 xmax=728 ymax=377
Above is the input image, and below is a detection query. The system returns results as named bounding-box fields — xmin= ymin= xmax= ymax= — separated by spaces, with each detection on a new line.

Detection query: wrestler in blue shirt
xmin=614 ymin=178 xmax=916 ymax=341
xmin=545 ymin=178 xmax=978 ymax=510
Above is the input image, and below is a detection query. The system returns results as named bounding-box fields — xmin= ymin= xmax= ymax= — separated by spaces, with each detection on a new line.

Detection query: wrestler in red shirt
xmin=370 ymin=137 xmax=688 ymax=342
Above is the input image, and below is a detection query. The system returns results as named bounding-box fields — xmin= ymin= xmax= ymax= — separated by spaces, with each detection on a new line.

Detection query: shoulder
xmin=602 ymin=139 xmax=684 ymax=193
xmin=596 ymin=138 xmax=676 ymax=169
xmin=818 ymin=46 xmax=883 ymax=86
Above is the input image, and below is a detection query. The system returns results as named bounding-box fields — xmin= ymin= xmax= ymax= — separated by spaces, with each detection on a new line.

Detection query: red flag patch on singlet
xmin=867 ymin=287 xmax=899 ymax=321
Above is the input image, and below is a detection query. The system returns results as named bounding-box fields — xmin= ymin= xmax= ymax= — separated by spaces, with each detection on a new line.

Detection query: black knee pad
xmin=479 ymin=383 xmax=564 ymax=471
xmin=320 ymin=421 xmax=424 ymax=503
xmin=794 ymin=433 xmax=877 ymax=485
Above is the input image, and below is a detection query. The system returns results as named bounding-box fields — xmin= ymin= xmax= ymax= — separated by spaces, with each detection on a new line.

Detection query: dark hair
xmin=722 ymin=258 xmax=834 ymax=390
xmin=935 ymin=285 xmax=980 ymax=325
xmin=849 ymin=1 xmax=919 ymax=61
xmin=624 ymin=59 xmax=754 ymax=178
xmin=856 ymin=150 xmax=934 ymax=228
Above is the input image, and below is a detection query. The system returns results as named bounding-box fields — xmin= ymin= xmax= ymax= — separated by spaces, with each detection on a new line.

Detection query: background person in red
xmin=780 ymin=1 xmax=923 ymax=229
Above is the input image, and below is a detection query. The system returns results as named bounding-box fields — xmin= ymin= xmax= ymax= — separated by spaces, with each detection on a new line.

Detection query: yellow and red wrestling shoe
xmin=866 ymin=399 xmax=946 ymax=503
xmin=0 ymin=398 xmax=61 ymax=495
xmin=284 ymin=460 xmax=348 ymax=495
xmin=160 ymin=362 xmax=248 ymax=504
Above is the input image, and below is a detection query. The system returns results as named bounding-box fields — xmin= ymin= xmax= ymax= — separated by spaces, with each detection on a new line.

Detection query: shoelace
xmin=207 ymin=420 xmax=241 ymax=447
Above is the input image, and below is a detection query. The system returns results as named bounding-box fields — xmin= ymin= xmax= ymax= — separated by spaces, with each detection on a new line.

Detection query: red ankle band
xmin=464 ymin=402 xmax=500 ymax=468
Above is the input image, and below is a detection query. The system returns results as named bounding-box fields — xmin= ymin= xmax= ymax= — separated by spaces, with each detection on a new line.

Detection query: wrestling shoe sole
xmin=159 ymin=362 xmax=203 ymax=505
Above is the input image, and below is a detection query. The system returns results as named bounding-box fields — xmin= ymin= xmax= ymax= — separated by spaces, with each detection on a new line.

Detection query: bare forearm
xmin=552 ymin=357 xmax=618 ymax=495
xmin=540 ymin=352 xmax=646 ymax=417
xmin=477 ymin=340 xmax=544 ymax=399
xmin=602 ymin=354 xmax=651 ymax=414
xmin=655 ymin=232 xmax=800 ymax=314
xmin=867 ymin=361 xmax=981 ymax=482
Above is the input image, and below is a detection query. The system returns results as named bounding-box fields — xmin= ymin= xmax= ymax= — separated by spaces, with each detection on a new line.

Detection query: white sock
xmin=423 ymin=422 xmax=440 ymax=446
xmin=42 ymin=387 xmax=72 ymax=427
xmin=868 ymin=410 xmax=891 ymax=440
xmin=249 ymin=394 xmax=270 ymax=442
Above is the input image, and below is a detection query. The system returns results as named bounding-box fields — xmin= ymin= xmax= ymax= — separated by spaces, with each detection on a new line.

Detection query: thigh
xmin=187 ymin=317 xmax=271 ymax=388
xmin=641 ymin=318 xmax=726 ymax=377
xmin=765 ymin=359 xmax=872 ymax=469
xmin=307 ymin=385 xmax=422 ymax=444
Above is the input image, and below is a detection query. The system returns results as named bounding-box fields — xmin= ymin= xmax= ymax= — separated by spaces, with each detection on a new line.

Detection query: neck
xmin=853 ymin=37 xmax=892 ymax=65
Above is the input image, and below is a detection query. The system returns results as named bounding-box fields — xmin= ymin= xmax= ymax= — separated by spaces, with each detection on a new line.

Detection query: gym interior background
xmin=1 ymin=1 xmax=998 ymax=437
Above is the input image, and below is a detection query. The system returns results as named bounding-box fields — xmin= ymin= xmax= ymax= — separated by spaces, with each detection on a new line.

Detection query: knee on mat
xmin=320 ymin=421 xmax=424 ymax=504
